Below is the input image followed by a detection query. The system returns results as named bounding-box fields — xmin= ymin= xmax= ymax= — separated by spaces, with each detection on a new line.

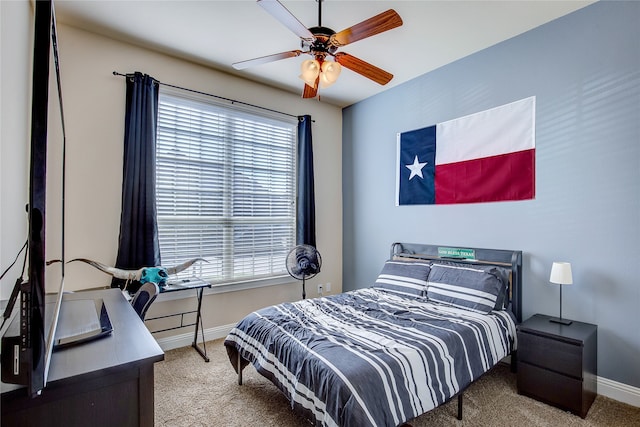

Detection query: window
xmin=156 ymin=88 xmax=297 ymax=288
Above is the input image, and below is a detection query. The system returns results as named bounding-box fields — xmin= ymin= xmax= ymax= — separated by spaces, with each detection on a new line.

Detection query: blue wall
xmin=342 ymin=1 xmax=639 ymax=388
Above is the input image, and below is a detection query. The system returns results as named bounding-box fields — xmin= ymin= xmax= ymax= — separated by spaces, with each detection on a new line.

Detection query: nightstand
xmin=517 ymin=313 xmax=597 ymax=418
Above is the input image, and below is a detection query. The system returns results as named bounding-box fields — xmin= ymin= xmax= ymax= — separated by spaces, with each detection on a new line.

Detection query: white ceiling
xmin=54 ymin=0 xmax=594 ymax=107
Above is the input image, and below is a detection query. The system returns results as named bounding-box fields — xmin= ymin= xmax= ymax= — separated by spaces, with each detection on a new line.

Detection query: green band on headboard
xmin=437 ymin=247 xmax=475 ymax=259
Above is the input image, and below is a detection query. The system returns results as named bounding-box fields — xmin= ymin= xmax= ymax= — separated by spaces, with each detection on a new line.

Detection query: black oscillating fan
xmin=286 ymin=244 xmax=322 ymax=299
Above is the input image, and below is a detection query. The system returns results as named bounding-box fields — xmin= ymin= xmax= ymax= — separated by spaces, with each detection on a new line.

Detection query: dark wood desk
xmin=1 ymin=288 xmax=164 ymax=427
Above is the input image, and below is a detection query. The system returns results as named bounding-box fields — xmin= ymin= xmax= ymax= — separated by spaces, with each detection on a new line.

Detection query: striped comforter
xmin=224 ymin=288 xmax=517 ymax=427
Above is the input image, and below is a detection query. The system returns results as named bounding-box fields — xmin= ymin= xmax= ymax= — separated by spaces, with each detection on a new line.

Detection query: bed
xmin=224 ymin=243 xmax=523 ymax=427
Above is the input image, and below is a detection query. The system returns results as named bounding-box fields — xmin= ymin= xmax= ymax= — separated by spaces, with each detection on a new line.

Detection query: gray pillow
xmin=374 ymin=260 xmax=431 ymax=298
xmin=426 ymin=263 xmax=508 ymax=314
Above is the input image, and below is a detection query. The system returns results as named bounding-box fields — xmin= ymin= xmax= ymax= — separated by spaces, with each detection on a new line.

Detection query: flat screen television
xmin=1 ymin=0 xmax=66 ymax=398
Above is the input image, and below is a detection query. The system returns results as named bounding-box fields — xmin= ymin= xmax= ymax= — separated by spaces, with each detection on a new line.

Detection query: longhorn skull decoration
xmin=70 ymin=258 xmax=206 ymax=290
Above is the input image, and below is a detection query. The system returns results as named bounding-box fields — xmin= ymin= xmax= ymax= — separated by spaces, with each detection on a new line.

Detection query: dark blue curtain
xmin=112 ymin=72 xmax=160 ymax=291
xmin=296 ymin=115 xmax=316 ymax=247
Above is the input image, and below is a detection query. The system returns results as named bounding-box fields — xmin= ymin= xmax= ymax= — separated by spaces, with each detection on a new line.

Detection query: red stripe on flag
xmin=435 ymin=149 xmax=535 ymax=204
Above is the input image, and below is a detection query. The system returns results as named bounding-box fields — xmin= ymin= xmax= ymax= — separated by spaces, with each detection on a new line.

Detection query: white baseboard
xmin=155 ymin=323 xmax=235 ymax=352
xmin=156 ymin=326 xmax=640 ymax=409
xmin=598 ymin=375 xmax=640 ymax=408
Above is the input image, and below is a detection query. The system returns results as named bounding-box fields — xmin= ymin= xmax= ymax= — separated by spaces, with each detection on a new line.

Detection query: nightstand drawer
xmin=519 ymin=331 xmax=582 ymax=378
xmin=518 ymin=362 xmax=584 ymax=416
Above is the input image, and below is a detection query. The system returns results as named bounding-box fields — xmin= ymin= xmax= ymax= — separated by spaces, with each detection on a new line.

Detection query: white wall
xmin=0 ymin=0 xmax=31 ymax=301
xmin=1 ymin=10 xmax=343 ymax=333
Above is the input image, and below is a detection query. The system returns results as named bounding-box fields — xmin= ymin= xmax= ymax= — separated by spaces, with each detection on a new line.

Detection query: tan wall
xmin=1 ymin=7 xmax=343 ymax=337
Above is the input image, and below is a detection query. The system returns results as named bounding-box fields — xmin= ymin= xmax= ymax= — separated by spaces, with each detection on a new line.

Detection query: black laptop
xmin=53 ymin=296 xmax=113 ymax=350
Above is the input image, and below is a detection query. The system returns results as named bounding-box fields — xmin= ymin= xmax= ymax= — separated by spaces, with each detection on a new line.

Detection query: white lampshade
xmin=299 ymin=59 xmax=320 ymax=87
xmin=550 ymin=262 xmax=573 ymax=285
xmin=319 ymin=60 xmax=342 ymax=88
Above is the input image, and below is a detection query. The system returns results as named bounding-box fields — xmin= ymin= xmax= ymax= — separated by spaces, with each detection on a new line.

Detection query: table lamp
xmin=549 ymin=262 xmax=573 ymax=325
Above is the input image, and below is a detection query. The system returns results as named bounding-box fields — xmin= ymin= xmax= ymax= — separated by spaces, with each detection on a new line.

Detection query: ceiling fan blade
xmin=258 ymin=0 xmax=314 ymax=41
xmin=232 ymin=50 xmax=302 ymax=70
xmin=302 ymin=77 xmax=319 ymax=99
xmin=330 ymin=9 xmax=403 ymax=47
xmin=334 ymin=52 xmax=393 ymax=85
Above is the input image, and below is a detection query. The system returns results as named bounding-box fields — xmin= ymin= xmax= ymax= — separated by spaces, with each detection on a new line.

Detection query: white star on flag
xmin=406 ymin=155 xmax=427 ymax=180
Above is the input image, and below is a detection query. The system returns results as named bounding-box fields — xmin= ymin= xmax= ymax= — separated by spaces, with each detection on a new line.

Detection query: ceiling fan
xmin=232 ymin=0 xmax=403 ymax=99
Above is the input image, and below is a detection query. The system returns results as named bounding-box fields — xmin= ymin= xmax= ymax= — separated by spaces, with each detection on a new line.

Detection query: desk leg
xmin=192 ymin=287 xmax=209 ymax=362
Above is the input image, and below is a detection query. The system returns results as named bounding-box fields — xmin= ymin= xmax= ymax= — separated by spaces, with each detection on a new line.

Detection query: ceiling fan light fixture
xmin=319 ymin=60 xmax=341 ymax=88
xmin=299 ymin=59 xmax=320 ymax=86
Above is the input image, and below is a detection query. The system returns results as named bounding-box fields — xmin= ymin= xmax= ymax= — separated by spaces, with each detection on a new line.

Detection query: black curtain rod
xmin=112 ymin=71 xmax=311 ymax=121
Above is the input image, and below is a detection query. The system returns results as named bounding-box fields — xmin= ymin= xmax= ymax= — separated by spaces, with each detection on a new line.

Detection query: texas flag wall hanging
xmin=396 ymin=96 xmax=535 ymax=205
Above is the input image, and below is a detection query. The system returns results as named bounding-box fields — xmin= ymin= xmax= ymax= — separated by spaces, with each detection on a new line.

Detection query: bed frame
xmin=235 ymin=242 xmax=524 ymax=424
xmin=391 ymin=242 xmax=523 ymax=422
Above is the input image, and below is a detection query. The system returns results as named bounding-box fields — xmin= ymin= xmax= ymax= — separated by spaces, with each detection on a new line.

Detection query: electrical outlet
xmin=317 ymin=284 xmax=323 ymax=295
xmin=325 ymin=282 xmax=332 ymax=293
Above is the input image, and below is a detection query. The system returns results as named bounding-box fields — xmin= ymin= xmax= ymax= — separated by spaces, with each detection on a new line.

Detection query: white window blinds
xmin=156 ymin=89 xmax=297 ymax=286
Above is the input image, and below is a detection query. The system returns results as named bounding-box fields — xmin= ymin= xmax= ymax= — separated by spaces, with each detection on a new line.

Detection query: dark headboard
xmin=391 ymin=243 xmax=523 ymax=323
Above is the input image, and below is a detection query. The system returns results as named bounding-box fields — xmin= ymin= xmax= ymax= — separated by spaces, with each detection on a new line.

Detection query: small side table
xmin=517 ymin=313 xmax=597 ymax=418
xmin=145 ymin=277 xmax=211 ymax=362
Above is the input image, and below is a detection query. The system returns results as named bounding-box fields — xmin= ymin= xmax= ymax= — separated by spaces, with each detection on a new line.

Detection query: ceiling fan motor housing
xmin=303 ymin=26 xmax=339 ymax=57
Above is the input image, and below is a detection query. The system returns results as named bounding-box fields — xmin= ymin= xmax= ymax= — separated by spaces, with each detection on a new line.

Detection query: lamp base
xmin=549 ymin=317 xmax=572 ymax=325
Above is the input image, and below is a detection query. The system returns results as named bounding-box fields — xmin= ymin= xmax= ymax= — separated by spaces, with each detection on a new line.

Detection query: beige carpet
xmin=154 ymin=339 xmax=640 ymax=426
